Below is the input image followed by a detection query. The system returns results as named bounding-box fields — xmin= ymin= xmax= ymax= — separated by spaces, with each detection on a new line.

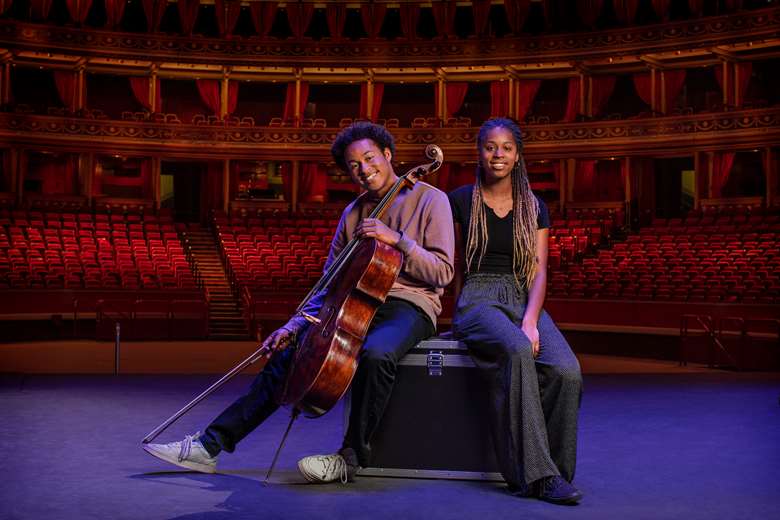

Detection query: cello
xmin=142 ymin=144 xmax=443 ymax=478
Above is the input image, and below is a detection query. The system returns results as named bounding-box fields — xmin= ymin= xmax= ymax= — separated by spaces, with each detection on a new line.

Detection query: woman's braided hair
xmin=465 ymin=118 xmax=540 ymax=289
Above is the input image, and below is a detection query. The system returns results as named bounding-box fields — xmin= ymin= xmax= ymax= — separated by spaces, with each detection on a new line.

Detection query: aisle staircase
xmin=184 ymin=227 xmax=249 ymax=340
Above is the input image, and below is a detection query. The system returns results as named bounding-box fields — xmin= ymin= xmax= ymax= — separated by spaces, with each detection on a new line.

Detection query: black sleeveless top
xmin=448 ymin=184 xmax=550 ymax=275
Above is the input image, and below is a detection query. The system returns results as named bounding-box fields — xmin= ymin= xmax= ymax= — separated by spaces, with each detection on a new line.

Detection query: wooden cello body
xmin=280 ymin=239 xmax=402 ymax=417
xmin=280 ymin=144 xmax=443 ymax=418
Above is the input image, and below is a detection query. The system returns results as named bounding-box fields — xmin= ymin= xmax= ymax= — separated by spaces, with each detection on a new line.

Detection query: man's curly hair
xmin=331 ymin=121 xmax=396 ymax=171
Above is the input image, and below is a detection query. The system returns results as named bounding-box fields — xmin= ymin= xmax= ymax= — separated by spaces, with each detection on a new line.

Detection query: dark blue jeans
xmin=200 ymin=298 xmax=434 ymax=466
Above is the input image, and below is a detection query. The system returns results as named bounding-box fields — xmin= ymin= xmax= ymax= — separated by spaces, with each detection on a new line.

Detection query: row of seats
xmin=0 ymin=212 xmax=198 ymax=290
xmin=548 ymin=226 xmax=780 ymax=303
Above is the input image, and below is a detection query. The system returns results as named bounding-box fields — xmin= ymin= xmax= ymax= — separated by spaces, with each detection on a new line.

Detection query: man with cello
xmin=143 ymin=122 xmax=455 ymax=483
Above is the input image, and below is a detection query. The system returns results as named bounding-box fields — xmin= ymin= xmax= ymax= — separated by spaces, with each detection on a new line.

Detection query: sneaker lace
xmin=320 ymin=455 xmax=348 ymax=484
xmin=177 ymin=431 xmax=200 ymax=463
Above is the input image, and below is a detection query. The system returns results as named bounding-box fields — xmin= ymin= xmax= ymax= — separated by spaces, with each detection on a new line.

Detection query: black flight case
xmin=356 ymin=337 xmax=504 ymax=481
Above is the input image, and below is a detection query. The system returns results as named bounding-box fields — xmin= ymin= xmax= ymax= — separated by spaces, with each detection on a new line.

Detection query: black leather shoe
xmin=537 ymin=476 xmax=583 ymax=505
xmin=507 ymin=481 xmax=535 ymax=498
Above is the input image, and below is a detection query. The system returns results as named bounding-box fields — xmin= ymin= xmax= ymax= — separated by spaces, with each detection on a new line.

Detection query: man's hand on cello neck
xmin=354 ymin=218 xmax=401 ymax=247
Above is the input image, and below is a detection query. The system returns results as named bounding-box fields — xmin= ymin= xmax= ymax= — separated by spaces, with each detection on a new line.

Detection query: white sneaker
xmin=297 ymin=453 xmax=350 ymax=484
xmin=142 ymin=432 xmax=218 ymax=474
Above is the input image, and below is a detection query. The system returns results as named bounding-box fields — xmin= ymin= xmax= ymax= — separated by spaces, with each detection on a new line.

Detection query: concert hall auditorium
xmin=1 ymin=1 xmax=778 ymax=518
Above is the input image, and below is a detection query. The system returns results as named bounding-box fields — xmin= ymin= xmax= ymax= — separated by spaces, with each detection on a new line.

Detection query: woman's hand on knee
xmin=521 ymin=320 xmax=540 ymax=358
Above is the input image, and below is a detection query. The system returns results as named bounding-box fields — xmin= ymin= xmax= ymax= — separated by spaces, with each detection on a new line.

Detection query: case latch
xmin=427 ymin=350 xmax=444 ymax=376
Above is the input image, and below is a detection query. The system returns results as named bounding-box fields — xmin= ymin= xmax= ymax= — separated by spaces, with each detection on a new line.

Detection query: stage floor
xmin=2 ymin=369 xmax=779 ymax=519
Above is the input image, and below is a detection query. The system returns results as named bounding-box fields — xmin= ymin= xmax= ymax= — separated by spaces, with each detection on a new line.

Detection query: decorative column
xmin=149 ymin=64 xmax=159 ymax=113
xmin=220 ymin=67 xmax=230 ymax=119
xmin=558 ymin=158 xmax=567 ymax=212
xmin=366 ymin=79 xmax=374 ymax=120
xmin=78 ymin=152 xmax=93 ymax=199
xmin=764 ymin=147 xmax=775 ymax=208
xmin=0 ymin=53 xmax=11 ymax=106
xmin=75 ymin=59 xmax=87 ymax=111
xmin=507 ymin=77 xmax=515 ymax=120
xmin=83 ymin=152 xmax=94 ymax=205
xmin=566 ymin=158 xmax=576 ymax=203
xmin=652 ymin=68 xmax=659 ymax=112
xmin=291 ymin=160 xmax=300 ymax=211
xmin=222 ymin=159 xmax=230 ymax=213
xmin=659 ymin=70 xmax=667 ymax=114
xmin=437 ymin=77 xmax=446 ymax=121
xmin=623 ymin=157 xmax=632 ymax=227
xmin=151 ymin=157 xmax=161 ymax=208
xmin=294 ymin=70 xmax=302 ymax=127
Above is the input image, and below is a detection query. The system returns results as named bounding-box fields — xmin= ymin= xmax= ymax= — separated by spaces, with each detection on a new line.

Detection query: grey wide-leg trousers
xmin=453 ymin=273 xmax=582 ymax=487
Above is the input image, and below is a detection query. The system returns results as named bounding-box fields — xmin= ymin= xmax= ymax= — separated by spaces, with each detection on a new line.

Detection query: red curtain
xmin=490 ymin=81 xmax=510 ymax=118
xmin=359 ymin=83 xmax=384 ymax=120
xmin=663 ymin=69 xmax=686 ymax=112
xmin=215 ymin=0 xmax=241 ymax=37
xmin=399 ymin=4 xmax=420 ymax=39
xmin=30 ymin=0 xmax=53 ymax=20
xmin=0 ymin=0 xmax=9 ymax=14
xmin=37 ymin=156 xmax=77 ymax=195
xmin=53 ymin=71 xmax=77 ymax=112
xmin=443 ymin=82 xmax=468 ymax=118
xmin=632 ymin=72 xmax=653 ymax=107
xmin=178 ymin=0 xmax=200 ymax=35
xmin=596 ymin=160 xmax=623 ymax=200
xmin=227 ymin=81 xmax=239 ymax=115
xmin=141 ymin=0 xmax=168 ymax=32
xmin=300 ymin=162 xmax=327 ymax=203
xmin=448 ymin=164 xmax=476 ymax=191
xmin=613 ymin=0 xmax=640 ymax=24
xmin=205 ymin=162 xmax=224 ymax=211
xmin=472 ymin=0 xmax=491 ymax=36
xmin=688 ymin=0 xmax=704 ymax=17
xmin=591 ymin=76 xmax=617 ymax=117
xmin=104 ymin=0 xmax=126 ymax=28
xmin=286 ymin=1 xmax=315 ymax=39
xmin=65 ymin=0 xmax=93 ymax=23
xmin=283 ymin=82 xmax=309 ymax=123
xmin=575 ymin=160 xmax=597 ymax=200
xmin=431 ymin=162 xmax=451 ymax=191
xmin=250 ymin=1 xmax=277 ymax=37
xmin=517 ymin=79 xmax=541 ymax=121
xmin=504 ymin=0 xmax=532 ymax=34
xmin=129 ymin=77 xmax=161 ymax=112
xmin=196 ymin=79 xmax=220 ymax=115
xmin=563 ymin=77 xmax=581 ymax=122
xmin=712 ymin=152 xmax=735 ymax=198
xmin=431 ymin=1 xmax=456 ymax=38
xmin=652 ymin=0 xmax=670 ymax=21
xmin=360 ymin=3 xmax=387 ymax=39
xmin=735 ymin=62 xmax=752 ymax=107
xmin=325 ymin=3 xmax=346 ymax=40
xmin=577 ymin=0 xmax=603 ymax=28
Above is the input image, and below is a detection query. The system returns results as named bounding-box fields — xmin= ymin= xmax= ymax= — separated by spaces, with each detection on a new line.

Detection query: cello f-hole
xmin=319 ymin=306 xmax=336 ymax=338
